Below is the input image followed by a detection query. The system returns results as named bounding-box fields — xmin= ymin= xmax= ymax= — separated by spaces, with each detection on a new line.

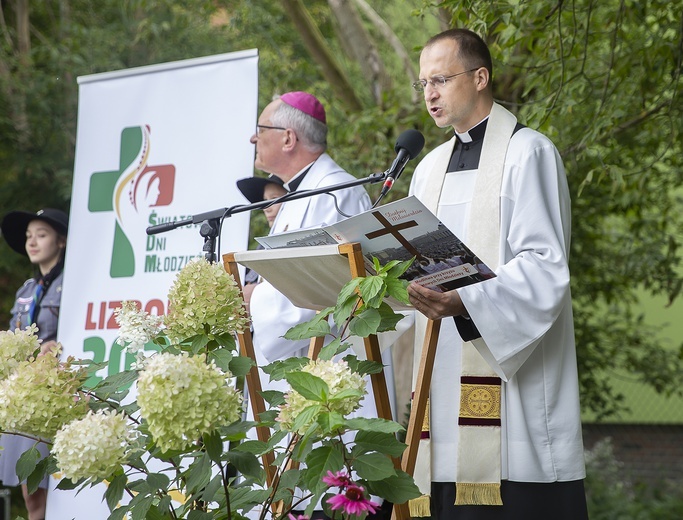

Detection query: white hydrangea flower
xmin=52 ymin=410 xmax=135 ymax=481
xmin=136 ymin=352 xmax=242 ymax=452
xmin=278 ymin=359 xmax=366 ymax=434
xmin=114 ymin=300 xmax=163 ymax=355
xmin=0 ymin=325 xmax=41 ymax=380
xmin=164 ymin=259 xmax=249 ymax=343
xmin=0 ymin=355 xmax=88 ymax=438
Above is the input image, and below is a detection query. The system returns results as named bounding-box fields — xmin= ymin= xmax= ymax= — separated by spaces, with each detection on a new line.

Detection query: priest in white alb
xmin=405 ymin=28 xmax=588 ymax=519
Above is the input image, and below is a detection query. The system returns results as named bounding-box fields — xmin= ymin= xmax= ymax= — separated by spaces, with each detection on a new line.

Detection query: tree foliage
xmin=433 ymin=0 xmax=683 ymax=417
xmin=0 ymin=0 xmax=681 ymax=418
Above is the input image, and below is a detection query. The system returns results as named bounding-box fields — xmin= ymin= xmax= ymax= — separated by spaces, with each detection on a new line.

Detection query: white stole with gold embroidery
xmin=410 ymin=103 xmax=517 ymax=514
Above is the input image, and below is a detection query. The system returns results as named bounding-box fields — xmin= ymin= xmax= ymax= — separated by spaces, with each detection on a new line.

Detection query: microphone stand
xmin=146 ymin=171 xmax=388 ymax=262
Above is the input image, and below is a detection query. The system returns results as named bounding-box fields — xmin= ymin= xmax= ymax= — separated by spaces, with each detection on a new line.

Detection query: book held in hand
xmin=256 ymin=196 xmax=495 ymax=292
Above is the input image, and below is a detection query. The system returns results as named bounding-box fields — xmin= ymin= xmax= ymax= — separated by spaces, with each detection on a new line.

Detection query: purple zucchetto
xmin=280 ymin=91 xmax=327 ymax=125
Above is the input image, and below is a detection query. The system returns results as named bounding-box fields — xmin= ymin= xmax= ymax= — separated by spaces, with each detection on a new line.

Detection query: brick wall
xmin=583 ymin=423 xmax=683 ymax=484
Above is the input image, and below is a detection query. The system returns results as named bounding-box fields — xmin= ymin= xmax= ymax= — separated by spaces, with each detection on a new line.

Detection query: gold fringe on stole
xmin=455 ymin=483 xmax=503 ymax=506
xmin=409 ymin=494 xmax=431 ymax=517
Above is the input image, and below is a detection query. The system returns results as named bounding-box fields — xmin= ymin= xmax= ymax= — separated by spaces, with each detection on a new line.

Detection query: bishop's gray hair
xmin=271 ymin=100 xmax=327 ymax=153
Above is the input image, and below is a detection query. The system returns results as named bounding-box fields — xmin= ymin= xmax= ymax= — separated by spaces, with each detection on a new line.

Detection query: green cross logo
xmin=88 ymin=126 xmax=175 ymax=278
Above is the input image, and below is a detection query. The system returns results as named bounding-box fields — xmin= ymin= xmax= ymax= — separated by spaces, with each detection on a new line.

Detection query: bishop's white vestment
xmin=249 ymin=152 xmax=394 ymax=412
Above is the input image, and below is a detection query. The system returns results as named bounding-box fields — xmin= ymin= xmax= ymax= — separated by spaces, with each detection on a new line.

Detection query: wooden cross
xmin=365 ymin=210 xmax=424 ymax=261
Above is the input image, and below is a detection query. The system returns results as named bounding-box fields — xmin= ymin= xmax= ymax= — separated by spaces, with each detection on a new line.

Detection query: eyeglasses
xmin=256 ymin=124 xmax=287 ymax=136
xmin=412 ymin=68 xmax=480 ymax=92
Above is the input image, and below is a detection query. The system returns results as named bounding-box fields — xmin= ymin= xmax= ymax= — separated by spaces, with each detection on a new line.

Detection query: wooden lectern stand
xmin=223 ymin=243 xmax=438 ymax=520
xmin=390 ymin=317 xmax=440 ymax=520
xmin=222 ymin=244 xmax=396 ymax=472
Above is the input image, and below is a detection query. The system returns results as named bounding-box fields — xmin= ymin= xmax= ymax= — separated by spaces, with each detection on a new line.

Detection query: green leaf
xmin=199 ymin=473 xmax=223 ymax=503
xmin=317 ymin=337 xmax=350 ymax=361
xmin=146 ymin=472 xmax=170 ymax=491
xmin=228 ymin=355 xmax=254 ymax=377
xmin=156 ymin=496 xmax=172 ymax=516
xmin=228 ymin=487 xmax=272 ymax=511
xmin=126 ymin=478 xmax=150 ymax=493
xmin=26 ymin=455 xmax=51 ymax=495
xmin=336 ymin=277 xmax=363 ymax=308
xmin=385 ymin=276 xmax=410 ymax=304
xmin=257 ymin=409 xmax=279 ymax=425
xmin=284 ymin=309 xmax=332 ymax=340
xmin=352 ymin=452 xmax=396 ymax=481
xmin=267 ymin=430 xmax=288 ymax=451
xmin=143 ymin=504 xmax=172 ymax=520
xmin=16 ymin=446 xmax=41 ymax=482
xmin=56 ymin=476 xmax=84 ymax=490
xmin=385 ymin=258 xmax=414 ymax=278
xmin=260 ymin=389 xmax=286 ymax=406
xmin=334 ymin=279 xmax=363 ymax=326
xmin=108 ymin=505 xmax=130 ymax=520
xmin=285 ymin=371 xmax=329 ymax=401
xmin=129 ymin=493 xmax=154 ymax=520
xmin=262 ymin=357 xmax=308 ymax=380
xmin=207 ymin=348 xmax=233 ymax=371
xmin=203 ymin=430 xmax=223 ymax=463
xmin=327 ymin=387 xmax=364 ymax=402
xmin=333 ymin=296 xmax=360 ymax=329
xmin=91 ymin=370 xmax=138 ymax=397
xmin=365 ymin=470 xmax=422 ymax=504
xmin=272 ymin=468 xmax=303 ymax=503
xmin=344 ymin=417 xmax=404 ymax=433
xmin=188 ymin=511 xmax=214 ymax=520
xmin=375 ymin=301 xmax=406 ymax=332
xmin=359 ymin=276 xmax=386 ymax=308
xmin=120 ymin=401 xmax=140 ymax=415
xmin=185 ymin=452 xmax=212 ymax=494
xmin=291 ymin=404 xmax=323 ymax=434
xmin=354 ymin=430 xmax=407 ymax=458
xmin=303 ymin=445 xmax=344 ymax=491
xmin=105 ymin=474 xmax=127 ymax=511
xmin=349 ymin=307 xmax=382 ymax=337
xmin=315 ymin=410 xmax=345 ymax=434
xmin=213 ymin=331 xmax=237 ymax=350
xmin=343 ymin=356 xmax=384 ymax=376
xmin=220 ymin=419 xmax=257 ymax=441
xmin=226 ymin=450 xmax=262 ymax=479
xmin=190 ymin=333 xmax=210 ymax=354
xmin=233 ymin=439 xmax=269 ymax=455
xmin=292 ymin=418 xmax=321 ymax=461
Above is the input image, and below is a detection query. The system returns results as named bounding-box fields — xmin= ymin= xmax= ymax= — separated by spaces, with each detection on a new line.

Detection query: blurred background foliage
xmin=0 ymin=0 xmax=681 ymax=422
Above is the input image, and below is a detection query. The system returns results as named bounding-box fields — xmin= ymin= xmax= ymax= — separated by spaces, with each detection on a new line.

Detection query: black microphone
xmin=381 ymin=129 xmax=425 ymax=195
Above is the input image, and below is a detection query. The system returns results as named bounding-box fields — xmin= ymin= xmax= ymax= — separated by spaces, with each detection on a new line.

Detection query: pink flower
xmin=327 ymin=484 xmax=381 ymax=516
xmin=287 ymin=514 xmax=309 ymax=520
xmin=322 ymin=470 xmax=353 ymax=488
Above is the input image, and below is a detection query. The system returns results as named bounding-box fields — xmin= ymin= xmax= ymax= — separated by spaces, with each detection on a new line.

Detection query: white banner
xmin=46 ymin=49 xmax=258 ymax=519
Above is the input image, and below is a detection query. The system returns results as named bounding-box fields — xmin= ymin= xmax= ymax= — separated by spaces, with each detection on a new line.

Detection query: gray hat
xmin=1 ymin=208 xmax=69 ymax=256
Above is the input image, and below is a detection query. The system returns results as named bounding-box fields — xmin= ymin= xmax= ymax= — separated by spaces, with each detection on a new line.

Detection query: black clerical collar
xmin=454 ymin=117 xmax=489 ymax=144
xmin=284 ymin=161 xmax=315 ymax=191
xmin=448 ymin=117 xmax=525 ymax=173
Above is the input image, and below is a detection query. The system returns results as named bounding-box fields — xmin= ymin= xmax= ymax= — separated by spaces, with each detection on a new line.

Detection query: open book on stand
xmin=256 ymin=196 xmax=496 ymax=293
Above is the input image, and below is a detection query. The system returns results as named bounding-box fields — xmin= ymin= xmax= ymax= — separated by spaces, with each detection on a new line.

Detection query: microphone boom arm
xmin=145 ymin=170 xmax=387 ymax=236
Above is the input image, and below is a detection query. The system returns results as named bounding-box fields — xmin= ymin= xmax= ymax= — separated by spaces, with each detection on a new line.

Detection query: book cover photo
xmin=256 ymin=196 xmax=496 ymax=293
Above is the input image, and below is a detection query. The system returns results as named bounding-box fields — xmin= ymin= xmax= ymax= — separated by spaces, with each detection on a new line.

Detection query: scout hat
xmin=236 ymin=174 xmax=287 ymax=204
xmin=1 ymin=208 xmax=69 ymax=256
